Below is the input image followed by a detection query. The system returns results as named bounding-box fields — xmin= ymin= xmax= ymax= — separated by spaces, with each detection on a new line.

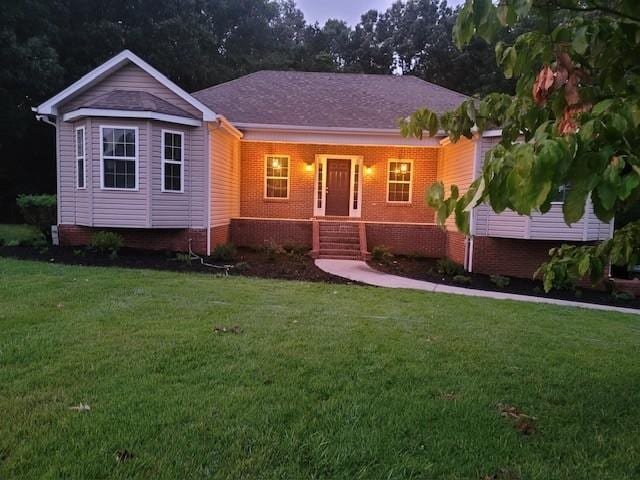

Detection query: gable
xmin=59 ymin=63 xmax=202 ymax=118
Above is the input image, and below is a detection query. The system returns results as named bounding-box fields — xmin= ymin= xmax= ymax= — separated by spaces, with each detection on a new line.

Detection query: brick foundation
xmin=364 ymin=223 xmax=445 ymax=257
xmin=58 ymin=224 xmax=208 ymax=254
xmin=445 ymin=230 xmax=468 ymax=266
xmin=210 ymin=224 xmax=231 ymax=249
xmin=472 ymin=236 xmax=585 ymax=280
xmin=230 ymin=218 xmax=313 ymax=248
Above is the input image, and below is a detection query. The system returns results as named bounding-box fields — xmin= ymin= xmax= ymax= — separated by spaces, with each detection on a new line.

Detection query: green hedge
xmin=16 ymin=194 xmax=57 ymax=236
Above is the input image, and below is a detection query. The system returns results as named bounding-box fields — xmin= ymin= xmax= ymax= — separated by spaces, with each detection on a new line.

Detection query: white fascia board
xmin=233 ymin=122 xmax=447 ymax=136
xmin=63 ymin=108 xmax=202 ymax=127
xmin=35 ymin=50 xmax=216 ymax=121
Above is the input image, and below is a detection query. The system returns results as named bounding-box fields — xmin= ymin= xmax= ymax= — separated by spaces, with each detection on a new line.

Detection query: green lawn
xmin=1 ymin=258 xmax=639 ymax=479
xmin=0 ymin=224 xmax=42 ymax=246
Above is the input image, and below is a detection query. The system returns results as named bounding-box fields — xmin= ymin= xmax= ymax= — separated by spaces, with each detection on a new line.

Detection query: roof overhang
xmin=235 ymin=122 xmax=442 ymax=147
xmin=34 ymin=50 xmax=217 ymax=121
xmin=62 ymin=108 xmax=202 ymax=127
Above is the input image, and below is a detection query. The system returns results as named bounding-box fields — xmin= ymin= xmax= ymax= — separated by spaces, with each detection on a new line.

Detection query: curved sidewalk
xmin=315 ymin=259 xmax=640 ymax=316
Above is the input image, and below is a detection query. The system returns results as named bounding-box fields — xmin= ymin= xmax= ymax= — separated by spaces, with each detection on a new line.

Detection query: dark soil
xmin=0 ymin=246 xmax=354 ymax=284
xmin=369 ymin=255 xmax=640 ymax=310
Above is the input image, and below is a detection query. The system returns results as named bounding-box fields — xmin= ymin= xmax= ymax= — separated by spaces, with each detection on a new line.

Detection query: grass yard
xmin=0 ymin=224 xmax=42 ymax=246
xmin=1 ymin=258 xmax=639 ymax=479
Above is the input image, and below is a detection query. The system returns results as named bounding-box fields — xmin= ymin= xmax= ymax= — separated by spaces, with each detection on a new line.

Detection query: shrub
xmin=282 ymin=244 xmax=310 ymax=257
xmin=235 ymin=261 xmax=250 ymax=272
xmin=16 ymin=194 xmax=57 ymax=236
xmin=0 ymin=224 xmax=45 ymax=247
xmin=371 ymin=245 xmax=393 ymax=264
xmin=490 ymin=274 xmax=511 ymax=289
xmin=436 ymin=258 xmax=463 ymax=277
xmin=211 ymin=242 xmax=237 ymax=262
xmin=611 ymin=290 xmax=635 ymax=302
xmin=176 ymin=252 xmax=192 ymax=266
xmin=89 ymin=231 xmax=124 ymax=258
xmin=263 ymin=239 xmax=285 ymax=260
xmin=452 ymin=274 xmax=472 ymax=285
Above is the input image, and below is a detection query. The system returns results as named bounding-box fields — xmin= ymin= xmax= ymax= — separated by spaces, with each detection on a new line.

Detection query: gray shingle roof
xmin=80 ymin=90 xmax=197 ymax=118
xmin=192 ymin=70 xmax=468 ymax=130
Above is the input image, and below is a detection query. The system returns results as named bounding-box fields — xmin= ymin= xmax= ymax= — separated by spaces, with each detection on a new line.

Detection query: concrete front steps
xmin=315 ymin=221 xmax=367 ymax=260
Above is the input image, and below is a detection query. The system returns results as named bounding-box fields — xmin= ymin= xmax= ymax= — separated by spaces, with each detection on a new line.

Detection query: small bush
xmin=263 ymin=239 xmax=285 ymax=260
xmin=282 ymin=244 xmax=310 ymax=257
xmin=371 ymin=245 xmax=393 ymax=264
xmin=436 ymin=258 xmax=463 ymax=277
xmin=0 ymin=224 xmax=46 ymax=247
xmin=452 ymin=274 xmax=472 ymax=285
xmin=211 ymin=242 xmax=237 ymax=262
xmin=16 ymin=194 xmax=57 ymax=236
xmin=176 ymin=252 xmax=192 ymax=266
xmin=89 ymin=231 xmax=124 ymax=258
xmin=611 ymin=290 xmax=635 ymax=302
xmin=490 ymin=274 xmax=511 ymax=289
xmin=235 ymin=261 xmax=250 ymax=272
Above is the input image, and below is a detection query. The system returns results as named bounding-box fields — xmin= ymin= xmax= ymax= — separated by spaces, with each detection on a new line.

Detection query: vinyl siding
xmin=56 ymin=61 xmax=209 ymax=230
xmin=438 ymin=137 xmax=476 ymax=231
xmin=60 ymin=63 xmax=201 ymax=118
xmin=210 ymin=126 xmax=241 ymax=227
xmin=474 ymin=136 xmax=612 ymax=241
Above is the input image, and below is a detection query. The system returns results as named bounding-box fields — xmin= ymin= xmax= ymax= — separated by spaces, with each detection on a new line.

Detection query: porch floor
xmin=314 ymin=259 xmax=640 ymax=315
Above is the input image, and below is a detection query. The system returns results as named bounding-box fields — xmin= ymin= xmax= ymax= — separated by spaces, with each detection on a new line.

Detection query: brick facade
xmin=230 ymin=218 xmax=313 ymax=248
xmin=58 ymin=224 xmax=208 ymax=254
xmin=445 ymin=230 xmax=468 ymax=266
xmin=365 ymin=223 xmax=445 ymax=257
xmin=240 ymin=141 xmax=439 ymax=222
xmin=472 ymin=236 xmax=575 ymax=279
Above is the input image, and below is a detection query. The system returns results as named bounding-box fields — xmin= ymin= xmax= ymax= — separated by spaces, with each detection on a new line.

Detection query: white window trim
xmin=161 ymin=129 xmax=185 ymax=193
xmin=313 ymin=154 xmax=363 ymax=218
xmin=386 ymin=159 xmax=414 ymax=204
xmin=99 ymin=125 xmax=139 ymax=191
xmin=264 ymin=154 xmax=290 ymax=200
xmin=75 ymin=126 xmax=86 ymax=190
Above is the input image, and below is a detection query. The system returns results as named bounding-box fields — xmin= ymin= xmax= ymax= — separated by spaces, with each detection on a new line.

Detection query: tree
xmin=400 ymin=0 xmax=640 ymax=290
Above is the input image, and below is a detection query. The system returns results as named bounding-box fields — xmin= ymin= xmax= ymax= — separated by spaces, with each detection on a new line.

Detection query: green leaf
xmin=572 ymin=26 xmax=588 ymax=55
xmin=563 ymin=186 xmax=588 ymax=224
xmin=592 ymin=99 xmax=614 ymax=115
xmin=426 ymin=181 xmax=445 ymax=208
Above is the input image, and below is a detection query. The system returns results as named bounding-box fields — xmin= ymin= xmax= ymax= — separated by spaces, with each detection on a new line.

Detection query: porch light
xmin=305 ymin=161 xmax=314 ymax=172
xmin=365 ymin=166 xmax=373 ymax=175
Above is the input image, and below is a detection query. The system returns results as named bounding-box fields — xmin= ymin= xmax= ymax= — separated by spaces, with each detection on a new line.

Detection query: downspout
xmin=35 ymin=112 xmax=60 ymax=228
xmin=467 ymin=134 xmax=482 ymax=273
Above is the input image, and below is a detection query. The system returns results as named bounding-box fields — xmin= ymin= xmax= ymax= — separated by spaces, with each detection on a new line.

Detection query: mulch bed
xmin=368 ymin=255 xmax=640 ymax=310
xmin=0 ymin=246 xmax=354 ymax=284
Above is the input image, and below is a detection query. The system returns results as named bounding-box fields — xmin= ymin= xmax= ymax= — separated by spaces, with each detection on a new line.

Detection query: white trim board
xmin=63 ymin=108 xmax=201 ymax=127
xmin=35 ymin=50 xmax=216 ymax=121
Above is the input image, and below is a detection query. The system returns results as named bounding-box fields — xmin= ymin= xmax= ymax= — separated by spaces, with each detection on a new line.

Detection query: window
xmin=352 ymin=164 xmax=359 ymax=210
xmin=75 ymin=127 xmax=86 ymax=189
xmin=553 ymin=184 xmax=571 ymax=203
xmin=162 ymin=130 xmax=184 ymax=192
xmin=265 ymin=155 xmax=289 ymax=198
xmin=387 ymin=160 xmax=413 ymax=203
xmin=101 ymin=127 xmax=137 ymax=189
xmin=316 ymin=161 xmax=323 ymax=208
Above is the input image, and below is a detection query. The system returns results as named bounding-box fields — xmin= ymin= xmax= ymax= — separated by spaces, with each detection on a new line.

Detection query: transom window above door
xmin=387 ymin=160 xmax=413 ymax=203
xmin=265 ymin=155 xmax=289 ymax=199
xmin=101 ymin=127 xmax=137 ymax=190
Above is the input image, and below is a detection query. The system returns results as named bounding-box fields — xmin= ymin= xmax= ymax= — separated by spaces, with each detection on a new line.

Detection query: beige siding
xmin=474 ymin=136 xmax=612 ymax=241
xmin=438 ymin=137 xmax=476 ymax=231
xmin=60 ymin=63 xmax=201 ymax=118
xmin=210 ymin=126 xmax=241 ymax=227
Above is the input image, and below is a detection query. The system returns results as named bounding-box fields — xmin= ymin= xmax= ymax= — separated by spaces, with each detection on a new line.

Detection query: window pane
xmin=125 ymin=143 xmax=135 ymax=157
xmin=267 ymin=178 xmax=287 ymax=198
xmin=104 ymin=158 xmax=135 ymax=189
xmin=76 ymin=130 xmax=84 ymax=157
xmin=164 ymin=163 xmax=181 ymax=191
xmin=77 ymin=159 xmax=84 ymax=188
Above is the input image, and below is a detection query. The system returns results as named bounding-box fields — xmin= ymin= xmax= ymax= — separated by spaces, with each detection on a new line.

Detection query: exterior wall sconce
xmin=305 ymin=162 xmax=314 ymax=172
xmin=365 ymin=166 xmax=373 ymax=175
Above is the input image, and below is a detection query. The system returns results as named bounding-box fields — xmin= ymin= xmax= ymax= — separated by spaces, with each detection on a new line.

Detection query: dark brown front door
xmin=325 ymin=159 xmax=351 ymax=216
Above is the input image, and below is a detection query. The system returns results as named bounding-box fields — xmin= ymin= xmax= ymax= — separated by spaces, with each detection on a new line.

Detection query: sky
xmin=296 ymin=0 xmax=465 ymax=27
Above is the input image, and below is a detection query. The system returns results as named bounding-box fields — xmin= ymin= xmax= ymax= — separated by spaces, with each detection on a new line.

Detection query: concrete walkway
xmin=315 ymin=259 xmax=640 ymax=316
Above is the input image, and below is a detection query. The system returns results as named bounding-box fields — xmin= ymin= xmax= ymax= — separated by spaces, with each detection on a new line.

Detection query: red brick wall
xmin=210 ymin=224 xmax=230 ymax=249
xmin=365 ymin=223 xmax=446 ymax=257
xmin=240 ymin=142 xmax=438 ymax=223
xmin=472 ymin=236 xmax=576 ymax=279
xmin=230 ymin=218 xmax=312 ymax=248
xmin=446 ymin=231 xmax=468 ymax=266
xmin=58 ymin=224 xmax=208 ymax=254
